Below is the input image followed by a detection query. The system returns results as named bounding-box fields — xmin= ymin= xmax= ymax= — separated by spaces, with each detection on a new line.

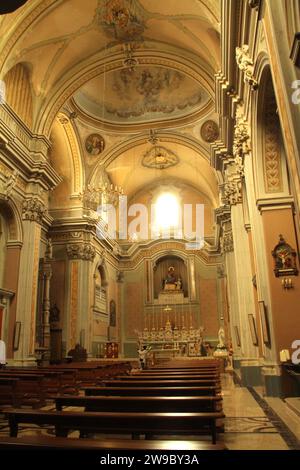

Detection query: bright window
xmin=154 ymin=192 xmax=180 ymax=231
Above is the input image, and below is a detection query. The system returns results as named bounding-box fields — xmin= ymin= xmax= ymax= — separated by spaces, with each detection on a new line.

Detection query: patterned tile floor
xmin=0 ymin=374 xmax=300 ymax=450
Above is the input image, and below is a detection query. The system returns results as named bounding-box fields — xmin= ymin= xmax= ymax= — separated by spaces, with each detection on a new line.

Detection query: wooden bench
xmin=84 ymin=385 xmax=219 ymax=397
xmin=1 ymin=370 xmax=64 ymax=396
xmin=102 ymin=379 xmax=220 ymax=388
xmin=53 ymin=394 xmax=222 ymax=412
xmin=118 ymin=374 xmax=220 ymax=380
xmin=0 ymin=435 xmax=226 ymax=450
xmin=0 ymin=378 xmax=21 ymax=408
xmin=5 ymin=409 xmax=225 ymax=444
xmin=0 ymin=373 xmax=45 ymax=407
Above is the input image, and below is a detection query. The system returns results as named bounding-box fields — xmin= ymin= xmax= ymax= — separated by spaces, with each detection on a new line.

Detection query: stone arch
xmin=34 ymin=48 xmax=215 ymax=137
xmin=0 ymin=196 xmax=23 ymax=244
xmin=49 ymin=113 xmax=84 ymax=207
xmin=252 ymin=57 xmax=290 ymax=199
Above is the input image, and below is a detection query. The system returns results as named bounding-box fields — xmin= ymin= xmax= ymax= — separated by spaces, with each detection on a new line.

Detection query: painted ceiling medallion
xmin=99 ymin=0 xmax=145 ymax=42
xmin=85 ymin=134 xmax=105 ymax=156
xmin=200 ymin=120 xmax=219 ymax=143
xmin=142 ymin=146 xmax=179 ymax=169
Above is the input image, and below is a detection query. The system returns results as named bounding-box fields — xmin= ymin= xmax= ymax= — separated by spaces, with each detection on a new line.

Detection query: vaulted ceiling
xmin=0 ymin=0 xmax=221 ymax=217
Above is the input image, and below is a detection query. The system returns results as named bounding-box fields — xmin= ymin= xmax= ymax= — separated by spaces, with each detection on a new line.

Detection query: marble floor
xmin=0 ymin=373 xmax=300 ymax=450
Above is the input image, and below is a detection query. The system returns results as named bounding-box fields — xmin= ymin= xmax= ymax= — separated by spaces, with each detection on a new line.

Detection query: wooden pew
xmin=102 ymin=379 xmax=220 ymax=388
xmin=116 ymin=374 xmax=220 ymax=380
xmin=5 ymin=409 xmax=225 ymax=444
xmin=84 ymin=385 xmax=219 ymax=397
xmin=53 ymin=394 xmax=222 ymax=412
xmin=0 ymin=378 xmax=21 ymax=408
xmin=0 ymin=435 xmax=226 ymax=450
xmin=1 ymin=370 xmax=64 ymax=396
xmin=0 ymin=373 xmax=45 ymax=407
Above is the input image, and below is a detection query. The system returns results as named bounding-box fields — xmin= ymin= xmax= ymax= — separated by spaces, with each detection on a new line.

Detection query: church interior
xmin=0 ymin=0 xmax=300 ymax=454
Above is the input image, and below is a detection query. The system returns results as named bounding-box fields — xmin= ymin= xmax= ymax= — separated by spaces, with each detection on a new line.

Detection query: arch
xmin=49 ymin=114 xmax=84 ymax=207
xmin=34 ymin=47 xmax=215 ymax=137
xmin=252 ymin=57 xmax=290 ymax=199
xmin=4 ymin=63 xmax=33 ymax=129
xmin=0 ymin=196 xmax=23 ymax=244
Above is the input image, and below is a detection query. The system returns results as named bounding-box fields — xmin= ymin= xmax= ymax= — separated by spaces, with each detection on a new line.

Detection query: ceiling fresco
xmin=73 ymin=66 xmax=208 ymax=124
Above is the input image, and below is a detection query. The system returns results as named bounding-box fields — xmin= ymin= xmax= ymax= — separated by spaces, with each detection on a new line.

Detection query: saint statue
xmin=163 ymin=266 xmax=177 ymax=289
xmin=217 ymin=327 xmax=226 ymax=349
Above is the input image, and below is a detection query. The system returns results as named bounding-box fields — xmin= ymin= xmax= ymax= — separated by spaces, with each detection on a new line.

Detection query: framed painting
xmin=259 ymin=301 xmax=270 ymax=345
xmin=234 ymin=325 xmax=241 ymax=347
xmin=248 ymin=314 xmax=258 ymax=346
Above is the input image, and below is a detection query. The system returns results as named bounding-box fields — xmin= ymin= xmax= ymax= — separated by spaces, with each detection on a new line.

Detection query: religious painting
xmin=85 ymin=133 xmax=105 ymax=156
xmin=248 ymin=314 xmax=258 ymax=346
xmin=272 ymin=234 xmax=298 ymax=277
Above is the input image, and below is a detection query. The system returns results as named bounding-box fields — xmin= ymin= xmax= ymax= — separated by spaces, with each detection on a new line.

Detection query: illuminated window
xmin=154 ymin=192 xmax=180 ymax=231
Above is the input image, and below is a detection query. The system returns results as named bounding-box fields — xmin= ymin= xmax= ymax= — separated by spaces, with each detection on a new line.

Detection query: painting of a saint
xmin=85 ymin=134 xmax=105 ymax=156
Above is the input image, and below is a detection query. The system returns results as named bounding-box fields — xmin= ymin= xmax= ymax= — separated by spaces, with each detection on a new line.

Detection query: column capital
xmin=22 ymin=197 xmax=46 ymax=224
xmin=66 ymin=243 xmax=96 ymax=261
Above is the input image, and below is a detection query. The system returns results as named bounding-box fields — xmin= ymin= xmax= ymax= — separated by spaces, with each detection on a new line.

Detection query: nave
xmin=0 ymin=359 xmax=300 ymax=451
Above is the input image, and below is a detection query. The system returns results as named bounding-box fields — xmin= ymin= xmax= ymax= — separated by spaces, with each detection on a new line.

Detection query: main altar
xmin=137 ymin=265 xmax=204 ymax=359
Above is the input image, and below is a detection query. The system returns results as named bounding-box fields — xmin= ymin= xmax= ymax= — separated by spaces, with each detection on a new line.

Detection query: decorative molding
xmin=142 ymin=145 xmax=179 ymax=169
xmin=236 ymin=45 xmax=258 ymax=90
xmin=248 ymin=0 xmax=260 ymax=9
xmin=263 ymin=86 xmax=283 ymax=193
xmin=233 ymin=106 xmax=250 ymax=160
xmin=3 ymin=169 xmax=19 ymax=200
xmin=22 ymin=197 xmax=46 ymax=223
xmin=66 ymin=243 xmax=96 ymax=261
xmin=221 ymin=229 xmax=234 ymax=253
xmin=220 ymin=180 xmax=242 ymax=206
xmin=214 ymin=205 xmax=231 ymax=225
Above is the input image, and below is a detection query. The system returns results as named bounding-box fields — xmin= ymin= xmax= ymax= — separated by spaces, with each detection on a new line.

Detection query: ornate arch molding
xmin=0 ymin=0 xmax=61 ymax=74
xmin=0 ymin=196 xmax=23 ymax=244
xmin=55 ymin=112 xmax=84 ymax=195
xmin=34 ymin=50 xmax=215 ymax=137
xmin=252 ymin=56 xmax=288 ymax=197
xmin=88 ymin=131 xmax=211 ymax=183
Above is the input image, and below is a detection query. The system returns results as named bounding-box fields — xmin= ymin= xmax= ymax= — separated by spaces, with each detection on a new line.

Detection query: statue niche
xmin=153 ymin=255 xmax=187 ymax=299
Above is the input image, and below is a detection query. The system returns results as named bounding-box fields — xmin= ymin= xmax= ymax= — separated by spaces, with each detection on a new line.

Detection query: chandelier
xmin=80 ymin=182 xmax=124 ymax=211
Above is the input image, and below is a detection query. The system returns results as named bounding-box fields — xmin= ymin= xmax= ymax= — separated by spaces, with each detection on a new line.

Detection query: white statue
xmin=217 ymin=327 xmax=226 ymax=348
